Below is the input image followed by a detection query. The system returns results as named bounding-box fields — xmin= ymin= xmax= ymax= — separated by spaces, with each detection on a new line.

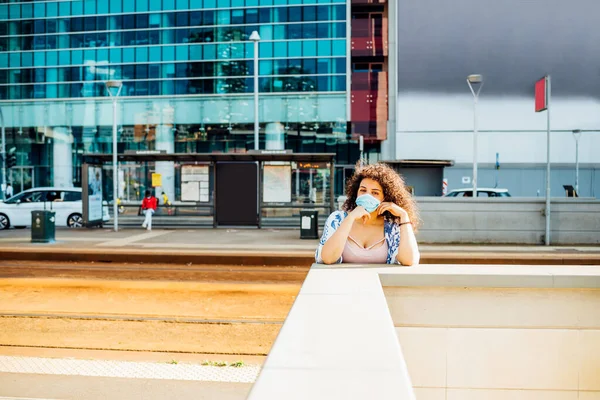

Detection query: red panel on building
xmin=535 ymin=77 xmax=548 ymax=112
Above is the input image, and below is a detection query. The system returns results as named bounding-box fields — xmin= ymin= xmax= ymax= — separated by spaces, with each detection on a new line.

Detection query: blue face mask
xmin=355 ymin=193 xmax=381 ymax=213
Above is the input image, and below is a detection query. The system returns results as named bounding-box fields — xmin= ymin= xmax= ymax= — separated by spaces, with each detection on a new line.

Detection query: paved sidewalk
xmin=0 ymin=228 xmax=599 ymax=265
xmin=0 ymin=354 xmax=257 ymax=400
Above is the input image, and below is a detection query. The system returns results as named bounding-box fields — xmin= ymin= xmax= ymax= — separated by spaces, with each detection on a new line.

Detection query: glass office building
xmin=1 ymin=0 xmax=362 ymax=196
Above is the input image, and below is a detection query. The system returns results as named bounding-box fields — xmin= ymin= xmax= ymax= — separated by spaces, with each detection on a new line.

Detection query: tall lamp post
xmin=572 ymin=129 xmax=582 ymax=195
xmin=249 ymin=31 xmax=261 ymax=150
xmin=105 ymin=80 xmax=123 ymax=232
xmin=0 ymin=106 xmax=6 ymax=201
xmin=466 ymin=74 xmax=484 ymax=196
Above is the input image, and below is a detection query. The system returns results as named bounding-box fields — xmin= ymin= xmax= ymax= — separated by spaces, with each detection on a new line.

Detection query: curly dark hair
xmin=342 ymin=162 xmax=420 ymax=230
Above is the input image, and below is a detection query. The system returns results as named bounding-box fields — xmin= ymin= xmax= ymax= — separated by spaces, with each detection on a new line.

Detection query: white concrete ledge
xmin=247 ymin=263 xmax=600 ymax=400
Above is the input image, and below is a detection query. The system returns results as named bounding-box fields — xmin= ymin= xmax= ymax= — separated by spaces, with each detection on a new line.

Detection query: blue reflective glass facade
xmin=0 ymin=0 xmax=371 ymax=199
xmin=1 ymin=2 xmax=346 ymax=98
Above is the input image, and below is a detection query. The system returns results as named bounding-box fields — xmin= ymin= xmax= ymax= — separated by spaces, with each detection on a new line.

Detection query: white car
xmin=444 ymin=188 xmax=512 ymax=197
xmin=0 ymin=187 xmax=110 ymax=230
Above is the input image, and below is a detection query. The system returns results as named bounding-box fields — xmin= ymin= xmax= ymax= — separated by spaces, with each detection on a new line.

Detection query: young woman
xmin=316 ymin=163 xmax=420 ymax=265
xmin=141 ymin=190 xmax=158 ymax=231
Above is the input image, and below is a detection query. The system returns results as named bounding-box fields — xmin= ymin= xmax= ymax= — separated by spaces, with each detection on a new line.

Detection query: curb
xmin=0 ymin=247 xmax=598 ymax=266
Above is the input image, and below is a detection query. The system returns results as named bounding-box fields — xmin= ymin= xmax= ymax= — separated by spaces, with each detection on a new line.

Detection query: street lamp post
xmin=249 ymin=31 xmax=261 ymax=150
xmin=466 ymin=74 xmax=484 ymax=197
xmin=572 ymin=129 xmax=582 ymax=195
xmin=0 ymin=106 xmax=6 ymax=201
xmin=105 ymin=80 xmax=123 ymax=232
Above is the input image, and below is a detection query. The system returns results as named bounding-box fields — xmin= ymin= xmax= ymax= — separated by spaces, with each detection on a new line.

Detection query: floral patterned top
xmin=315 ymin=210 xmax=402 ymax=264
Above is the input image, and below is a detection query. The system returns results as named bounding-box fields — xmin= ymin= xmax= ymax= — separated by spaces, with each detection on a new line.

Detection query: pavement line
xmin=0 ymin=238 xmax=109 ymax=243
xmin=0 ymin=397 xmax=60 ymax=400
xmin=96 ymin=230 xmax=172 ymax=247
xmin=138 ymin=243 xmax=317 ymax=250
xmin=0 ymin=313 xmax=284 ymax=325
xmin=0 ymin=356 xmax=260 ymax=383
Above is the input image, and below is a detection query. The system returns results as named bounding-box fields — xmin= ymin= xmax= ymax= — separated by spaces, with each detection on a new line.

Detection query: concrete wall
xmin=385 ymin=285 xmax=600 ymax=399
xmin=415 ymin=197 xmax=600 ymax=245
xmin=392 ymin=0 xmax=600 ymax=165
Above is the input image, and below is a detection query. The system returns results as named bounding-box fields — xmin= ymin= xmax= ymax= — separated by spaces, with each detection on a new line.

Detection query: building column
xmin=155 ymin=125 xmax=175 ymax=201
xmin=52 ymin=127 xmax=73 ymax=188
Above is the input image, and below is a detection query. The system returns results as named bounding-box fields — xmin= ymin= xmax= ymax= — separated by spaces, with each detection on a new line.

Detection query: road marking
xmin=96 ymin=231 xmax=172 ymax=247
xmin=137 ymin=243 xmax=316 ymax=250
xmin=0 ymin=356 xmax=260 ymax=383
xmin=0 ymin=238 xmax=108 ymax=243
xmin=0 ymin=397 xmax=60 ymax=400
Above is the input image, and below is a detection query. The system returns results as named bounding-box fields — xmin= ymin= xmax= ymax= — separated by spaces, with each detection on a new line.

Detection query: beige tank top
xmin=341 ymin=236 xmax=388 ymax=264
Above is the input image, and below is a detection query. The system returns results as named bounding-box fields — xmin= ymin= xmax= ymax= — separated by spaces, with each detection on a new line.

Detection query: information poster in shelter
xmin=263 ymin=165 xmax=292 ymax=203
xmin=181 ymin=165 xmax=209 ymax=202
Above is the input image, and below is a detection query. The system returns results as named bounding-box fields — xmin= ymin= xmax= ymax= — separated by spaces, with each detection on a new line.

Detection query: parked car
xmin=0 ymin=187 xmax=110 ymax=230
xmin=444 ymin=188 xmax=512 ymax=197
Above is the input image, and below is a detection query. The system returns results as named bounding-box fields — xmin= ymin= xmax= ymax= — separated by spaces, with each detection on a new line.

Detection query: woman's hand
xmin=377 ymin=202 xmax=410 ymax=222
xmin=348 ymin=206 xmax=371 ymax=224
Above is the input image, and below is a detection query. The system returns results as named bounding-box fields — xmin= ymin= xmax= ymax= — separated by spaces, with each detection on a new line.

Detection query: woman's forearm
xmin=320 ymin=218 xmax=354 ymax=264
xmin=396 ymin=224 xmax=420 ymax=266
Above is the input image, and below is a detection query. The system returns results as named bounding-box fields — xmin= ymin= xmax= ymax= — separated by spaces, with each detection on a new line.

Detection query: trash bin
xmin=31 ymin=210 xmax=56 ymax=243
xmin=300 ymin=209 xmax=319 ymax=239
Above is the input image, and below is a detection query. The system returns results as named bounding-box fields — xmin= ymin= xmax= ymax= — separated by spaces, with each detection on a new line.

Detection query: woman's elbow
xmin=398 ymin=251 xmax=420 ymax=266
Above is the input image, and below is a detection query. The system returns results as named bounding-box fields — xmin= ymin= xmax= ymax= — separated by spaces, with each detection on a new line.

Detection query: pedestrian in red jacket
xmin=141 ymin=190 xmax=158 ymax=231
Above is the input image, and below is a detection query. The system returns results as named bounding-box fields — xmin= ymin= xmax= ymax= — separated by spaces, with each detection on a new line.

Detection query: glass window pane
xmin=72 ymin=49 xmax=83 ymax=64
xmin=288 ymin=41 xmax=301 ymax=57
xmin=317 ymin=6 xmax=329 ymax=21
xmin=190 ymin=0 xmax=203 ymax=8
xmin=21 ymin=52 xmax=32 ymax=67
xmin=273 ymin=25 xmax=285 ymax=40
xmin=138 ymin=0 xmax=149 ymax=12
xmin=149 ymin=46 xmax=161 ymax=61
xmin=137 ymin=14 xmax=149 ymax=29
xmin=123 ymin=47 xmax=135 ymax=62
xmin=176 ymin=11 xmax=189 ymax=26
xmin=335 ymin=57 xmax=345 ymax=73
xmin=302 ymin=40 xmax=317 ymax=57
xmin=204 ymin=0 xmax=216 ymax=8
xmin=136 ymin=47 xmax=149 ymax=62
xmin=176 ymin=45 xmax=189 ymax=60
xmin=317 ymin=40 xmax=331 ymax=56
xmin=259 ymin=42 xmax=272 ymax=58
xmin=34 ymin=2 xmax=45 ymax=17
xmin=157 ymin=46 xmax=172 ymax=62
xmin=273 ymin=41 xmax=287 ymax=58
xmin=332 ymin=39 xmax=345 ymax=56
xmin=334 ymin=5 xmax=345 ymax=20
xmin=150 ymin=0 xmax=162 ymax=11
xmin=163 ymin=0 xmax=176 ymax=10
xmin=83 ymin=0 xmax=96 ymax=15
xmin=59 ymin=50 xmax=70 ymax=65
xmin=203 ymin=44 xmax=216 ymax=60
xmin=72 ymin=1 xmax=83 ymax=15
xmin=9 ymin=4 xmax=20 ymax=19
xmin=189 ymin=44 xmax=202 ymax=60
xmin=109 ymin=48 xmax=121 ymax=63
xmin=177 ymin=0 xmax=190 ymax=8
xmin=0 ymin=54 xmax=7 ymax=69
xmin=260 ymin=0 xmax=273 ymax=5
xmin=288 ymin=24 xmax=301 ymax=39
xmin=124 ymin=0 xmax=136 ymax=12
xmin=259 ymin=60 xmax=272 ymax=75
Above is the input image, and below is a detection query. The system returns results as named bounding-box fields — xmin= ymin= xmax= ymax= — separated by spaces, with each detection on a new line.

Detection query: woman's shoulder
xmin=326 ymin=210 xmax=347 ymax=221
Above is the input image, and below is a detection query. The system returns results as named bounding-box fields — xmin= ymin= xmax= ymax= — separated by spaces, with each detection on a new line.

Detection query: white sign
xmin=182 ymin=165 xmax=209 ymax=202
xmin=263 ymin=165 xmax=292 ymax=203
xmin=462 ymin=176 xmax=471 ymax=184
xmin=87 ymin=166 xmax=103 ymax=221
xmin=301 ymin=216 xmax=312 ymax=229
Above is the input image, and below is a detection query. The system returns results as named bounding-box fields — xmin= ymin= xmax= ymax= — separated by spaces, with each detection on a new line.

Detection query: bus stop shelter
xmin=82 ymin=152 xmax=335 ymax=228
